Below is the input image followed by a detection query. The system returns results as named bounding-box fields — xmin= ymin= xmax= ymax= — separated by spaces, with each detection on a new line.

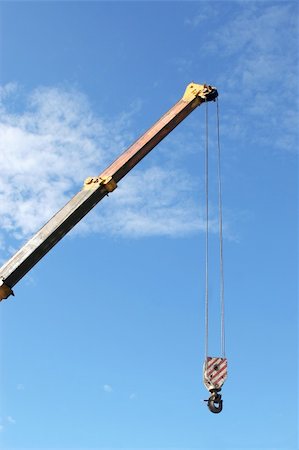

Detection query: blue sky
xmin=0 ymin=1 xmax=298 ymax=449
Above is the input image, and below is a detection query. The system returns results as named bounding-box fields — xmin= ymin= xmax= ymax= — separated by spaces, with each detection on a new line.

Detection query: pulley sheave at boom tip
xmin=0 ymin=81 xmax=218 ymax=302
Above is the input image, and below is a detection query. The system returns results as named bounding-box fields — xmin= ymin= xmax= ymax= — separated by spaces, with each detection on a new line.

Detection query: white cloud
xmin=77 ymin=165 xmax=215 ymax=239
xmin=7 ymin=416 xmax=16 ymax=425
xmin=0 ymin=83 xmax=136 ymax=252
xmin=184 ymin=13 xmax=207 ymax=28
xmin=103 ymin=384 xmax=113 ymax=393
xmin=184 ymin=4 xmax=218 ymax=29
xmin=0 ymin=82 xmax=18 ymax=101
xmin=0 ymin=415 xmax=16 ymax=430
xmin=0 ymin=83 xmax=222 ymax=259
xmin=171 ymin=56 xmax=193 ymax=75
xmin=185 ymin=3 xmax=298 ymax=153
xmin=214 ymin=4 xmax=297 ymax=90
xmin=0 ymin=85 xmax=107 ymax=235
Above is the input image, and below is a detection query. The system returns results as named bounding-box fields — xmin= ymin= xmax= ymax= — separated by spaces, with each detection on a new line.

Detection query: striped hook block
xmin=203 ymin=357 xmax=227 ymax=391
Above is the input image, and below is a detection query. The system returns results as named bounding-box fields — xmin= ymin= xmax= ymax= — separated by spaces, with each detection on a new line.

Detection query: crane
xmin=0 ymin=82 xmax=226 ymax=413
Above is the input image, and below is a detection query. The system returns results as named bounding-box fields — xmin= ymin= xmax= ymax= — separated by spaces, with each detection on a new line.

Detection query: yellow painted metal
xmin=0 ymin=280 xmax=14 ymax=301
xmin=183 ymin=83 xmax=210 ymax=102
xmin=83 ymin=175 xmax=117 ymax=192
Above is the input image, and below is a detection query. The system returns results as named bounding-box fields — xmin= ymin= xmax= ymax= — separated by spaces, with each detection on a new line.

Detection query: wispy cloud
xmin=129 ymin=392 xmax=136 ymax=400
xmin=6 ymin=416 xmax=16 ymax=425
xmin=0 ymin=83 xmax=133 ymax=235
xmin=185 ymin=2 xmax=298 ymax=153
xmin=171 ymin=56 xmax=193 ymax=75
xmin=0 ymin=83 xmax=222 ymax=259
xmin=184 ymin=5 xmax=218 ymax=29
xmin=218 ymin=4 xmax=297 ymax=150
xmin=210 ymin=4 xmax=298 ymax=88
xmin=184 ymin=13 xmax=208 ymax=28
xmin=77 ymin=165 xmax=213 ymax=239
xmin=103 ymin=384 xmax=113 ymax=393
xmin=0 ymin=415 xmax=16 ymax=432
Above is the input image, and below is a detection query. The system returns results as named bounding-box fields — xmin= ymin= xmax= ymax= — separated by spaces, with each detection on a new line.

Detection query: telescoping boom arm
xmin=0 ymin=82 xmax=218 ymax=302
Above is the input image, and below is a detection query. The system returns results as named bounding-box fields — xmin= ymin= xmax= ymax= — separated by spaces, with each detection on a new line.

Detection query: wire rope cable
xmin=202 ymin=95 xmax=227 ymax=414
xmin=216 ymin=98 xmax=226 ymax=358
xmin=203 ymin=98 xmax=226 ymax=359
xmin=204 ymin=99 xmax=209 ymax=359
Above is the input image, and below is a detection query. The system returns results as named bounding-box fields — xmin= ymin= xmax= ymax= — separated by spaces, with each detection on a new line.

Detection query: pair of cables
xmin=202 ymin=98 xmax=227 ymax=414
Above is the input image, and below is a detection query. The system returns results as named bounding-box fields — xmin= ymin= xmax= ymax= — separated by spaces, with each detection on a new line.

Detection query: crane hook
xmin=207 ymin=389 xmax=223 ymax=414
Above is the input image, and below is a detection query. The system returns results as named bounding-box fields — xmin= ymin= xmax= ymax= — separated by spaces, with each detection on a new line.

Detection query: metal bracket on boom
xmin=83 ymin=175 xmax=117 ymax=192
xmin=0 ymin=278 xmax=14 ymax=302
xmin=182 ymin=83 xmax=218 ymax=103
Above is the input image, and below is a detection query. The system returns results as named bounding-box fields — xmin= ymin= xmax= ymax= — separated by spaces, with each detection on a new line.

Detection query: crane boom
xmin=0 ymin=82 xmax=218 ymax=301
